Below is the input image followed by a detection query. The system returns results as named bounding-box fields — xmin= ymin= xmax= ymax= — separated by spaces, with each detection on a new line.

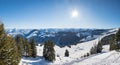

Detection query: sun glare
xmin=71 ymin=9 xmax=78 ymax=18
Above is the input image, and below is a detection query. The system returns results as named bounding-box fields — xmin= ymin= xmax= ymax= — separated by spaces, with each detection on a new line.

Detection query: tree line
xmin=1 ymin=22 xmax=120 ymax=65
xmin=89 ymin=28 xmax=120 ymax=55
xmin=0 ymin=23 xmax=69 ymax=65
xmin=110 ymin=28 xmax=120 ymax=51
xmin=0 ymin=23 xmax=37 ymax=65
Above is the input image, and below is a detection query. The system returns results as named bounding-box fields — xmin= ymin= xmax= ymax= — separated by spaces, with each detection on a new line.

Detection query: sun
xmin=71 ymin=9 xmax=78 ymax=18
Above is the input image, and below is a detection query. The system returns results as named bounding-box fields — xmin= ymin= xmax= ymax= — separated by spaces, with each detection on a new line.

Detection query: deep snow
xmin=19 ymin=29 xmax=119 ymax=65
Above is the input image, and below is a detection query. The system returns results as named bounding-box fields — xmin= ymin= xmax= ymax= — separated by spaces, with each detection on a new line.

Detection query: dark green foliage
xmin=109 ymin=36 xmax=116 ymax=51
xmin=15 ymin=35 xmax=33 ymax=57
xmin=83 ymin=53 xmax=90 ymax=57
xmin=0 ymin=24 xmax=5 ymax=36
xmin=65 ymin=49 xmax=69 ymax=57
xmin=23 ymin=38 xmax=32 ymax=57
xmin=115 ymin=28 xmax=120 ymax=43
xmin=90 ymin=41 xmax=103 ymax=54
xmin=110 ymin=28 xmax=120 ymax=51
xmin=97 ymin=41 xmax=103 ymax=53
xmin=100 ymin=34 xmax=115 ymax=45
xmin=90 ymin=44 xmax=97 ymax=54
xmin=83 ymin=54 xmax=87 ymax=57
xmin=86 ymin=53 xmax=89 ymax=56
xmin=0 ymin=24 xmax=20 ymax=65
xmin=29 ymin=38 xmax=37 ymax=58
xmin=43 ymin=40 xmax=55 ymax=62
xmin=15 ymin=35 xmax=24 ymax=57
xmin=115 ymin=28 xmax=120 ymax=50
xmin=26 ymin=42 xmax=32 ymax=57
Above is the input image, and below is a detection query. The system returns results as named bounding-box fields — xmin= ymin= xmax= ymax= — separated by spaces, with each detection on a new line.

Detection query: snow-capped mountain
xmin=19 ymin=29 xmax=118 ymax=65
xmin=6 ymin=28 xmax=110 ymax=47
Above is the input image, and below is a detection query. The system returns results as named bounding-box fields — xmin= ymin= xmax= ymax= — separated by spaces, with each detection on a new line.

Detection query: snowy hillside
xmin=6 ymin=28 xmax=109 ymax=47
xmin=19 ymin=29 xmax=119 ymax=65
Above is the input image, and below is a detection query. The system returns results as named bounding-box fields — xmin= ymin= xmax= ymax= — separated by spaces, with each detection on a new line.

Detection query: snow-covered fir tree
xmin=15 ymin=35 xmax=24 ymax=57
xmin=43 ymin=40 xmax=55 ymax=62
xmin=29 ymin=38 xmax=37 ymax=58
xmin=0 ymin=23 xmax=20 ymax=65
xmin=65 ymin=49 xmax=69 ymax=57
xmin=110 ymin=28 xmax=120 ymax=50
xmin=115 ymin=28 xmax=120 ymax=50
xmin=97 ymin=41 xmax=103 ymax=53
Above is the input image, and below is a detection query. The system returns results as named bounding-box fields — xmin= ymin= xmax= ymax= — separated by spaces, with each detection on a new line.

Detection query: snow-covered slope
xmin=19 ymin=28 xmax=119 ymax=65
xmin=68 ymin=50 xmax=120 ymax=65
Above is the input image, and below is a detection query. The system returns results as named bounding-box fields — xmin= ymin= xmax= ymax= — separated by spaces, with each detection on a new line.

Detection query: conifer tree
xmin=29 ymin=38 xmax=36 ymax=58
xmin=109 ymin=36 xmax=116 ymax=51
xmin=90 ymin=44 xmax=97 ymax=54
xmin=97 ymin=41 xmax=102 ymax=53
xmin=15 ymin=35 xmax=24 ymax=57
xmin=65 ymin=49 xmax=69 ymax=57
xmin=110 ymin=28 xmax=120 ymax=51
xmin=43 ymin=40 xmax=55 ymax=62
xmin=0 ymin=23 xmax=20 ymax=65
xmin=115 ymin=28 xmax=120 ymax=50
xmin=23 ymin=38 xmax=32 ymax=57
xmin=90 ymin=41 xmax=103 ymax=54
xmin=86 ymin=53 xmax=89 ymax=56
xmin=0 ymin=23 xmax=5 ymax=36
xmin=26 ymin=42 xmax=32 ymax=57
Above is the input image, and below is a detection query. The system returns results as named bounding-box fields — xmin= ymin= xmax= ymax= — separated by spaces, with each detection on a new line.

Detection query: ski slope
xmin=70 ymin=50 xmax=120 ymax=65
xmin=19 ymin=29 xmax=119 ymax=65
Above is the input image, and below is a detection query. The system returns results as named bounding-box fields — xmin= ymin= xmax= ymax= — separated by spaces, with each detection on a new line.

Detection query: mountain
xmin=19 ymin=28 xmax=118 ymax=65
xmin=6 ymin=28 xmax=110 ymax=47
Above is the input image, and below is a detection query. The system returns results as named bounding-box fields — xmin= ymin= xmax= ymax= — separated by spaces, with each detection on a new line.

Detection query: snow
xmin=27 ymin=31 xmax=38 ymax=38
xmin=6 ymin=29 xmax=31 ymax=37
xmin=19 ymin=57 xmax=47 ymax=65
xmin=70 ymin=51 xmax=120 ymax=65
xmin=102 ymin=45 xmax=110 ymax=52
xmin=19 ymin=29 xmax=120 ymax=65
xmin=76 ymin=33 xmax=80 ymax=37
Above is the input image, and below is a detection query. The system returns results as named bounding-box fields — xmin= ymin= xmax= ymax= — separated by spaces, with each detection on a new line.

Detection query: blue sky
xmin=0 ymin=0 xmax=120 ymax=29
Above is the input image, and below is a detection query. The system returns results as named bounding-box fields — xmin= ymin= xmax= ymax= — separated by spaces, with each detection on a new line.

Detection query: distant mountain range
xmin=6 ymin=28 xmax=110 ymax=47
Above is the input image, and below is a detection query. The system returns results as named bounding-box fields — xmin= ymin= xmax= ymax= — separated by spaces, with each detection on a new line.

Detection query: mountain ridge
xmin=6 ymin=28 xmax=112 ymax=47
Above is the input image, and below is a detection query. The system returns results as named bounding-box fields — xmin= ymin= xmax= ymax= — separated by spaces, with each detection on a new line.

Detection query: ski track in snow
xmin=92 ymin=51 xmax=120 ymax=65
xmin=67 ymin=51 xmax=120 ymax=65
xmin=62 ymin=54 xmax=101 ymax=65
